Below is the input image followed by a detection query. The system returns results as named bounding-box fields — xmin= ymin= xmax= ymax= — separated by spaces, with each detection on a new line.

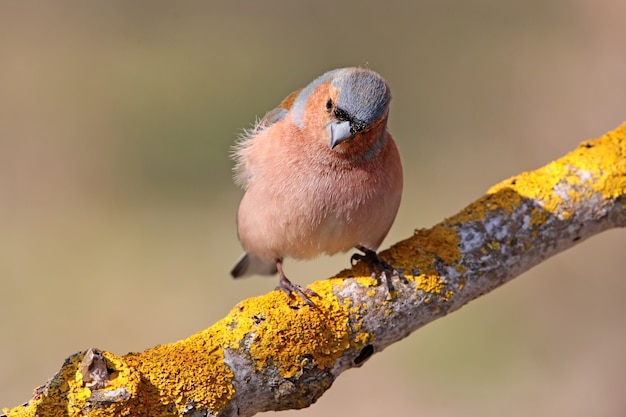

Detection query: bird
xmin=230 ymin=67 xmax=403 ymax=305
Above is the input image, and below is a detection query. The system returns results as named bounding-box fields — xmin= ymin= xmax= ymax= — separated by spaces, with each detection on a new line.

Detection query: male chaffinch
xmin=231 ymin=67 xmax=403 ymax=305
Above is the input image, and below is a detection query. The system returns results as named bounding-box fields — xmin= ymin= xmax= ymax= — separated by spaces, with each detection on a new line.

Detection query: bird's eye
xmin=334 ymin=108 xmax=350 ymax=123
xmin=326 ymin=98 xmax=333 ymax=112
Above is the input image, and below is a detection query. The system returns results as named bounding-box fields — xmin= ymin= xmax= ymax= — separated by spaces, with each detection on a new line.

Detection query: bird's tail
xmin=230 ymin=253 xmax=278 ymax=278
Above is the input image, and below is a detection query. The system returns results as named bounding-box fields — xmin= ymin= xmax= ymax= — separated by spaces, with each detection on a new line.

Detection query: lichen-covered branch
xmin=4 ymin=123 xmax=626 ymax=417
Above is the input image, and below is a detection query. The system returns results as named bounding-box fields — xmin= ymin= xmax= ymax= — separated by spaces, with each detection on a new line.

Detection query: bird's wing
xmin=254 ymin=88 xmax=302 ymax=133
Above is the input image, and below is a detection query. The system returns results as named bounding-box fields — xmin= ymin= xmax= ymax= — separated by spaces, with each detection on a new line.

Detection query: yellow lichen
xmin=449 ymin=124 xmax=626 ymax=229
xmin=567 ymin=189 xmax=582 ymax=203
xmin=488 ymin=241 xmax=501 ymax=251
xmin=124 ymin=323 xmax=236 ymax=415
xmin=4 ymin=352 xmax=99 ymax=417
xmin=441 ymin=291 xmax=455 ymax=301
xmin=488 ymin=164 xmax=564 ymax=213
xmin=390 ymin=224 xmax=461 ymax=277
xmin=353 ymin=332 xmax=370 ymax=348
xmin=416 ymin=274 xmax=446 ymax=295
xmin=4 ymin=405 xmax=36 ymax=417
xmin=529 ymin=208 xmax=548 ymax=227
xmin=570 ymin=125 xmax=626 ymax=199
xmin=216 ymin=278 xmax=355 ymax=379
xmin=453 ymin=188 xmax=522 ymax=224
xmin=457 ymin=277 xmax=467 ymax=290
xmin=487 ymin=123 xmax=626 ymax=212
xmin=481 ymin=242 xmax=502 ymax=254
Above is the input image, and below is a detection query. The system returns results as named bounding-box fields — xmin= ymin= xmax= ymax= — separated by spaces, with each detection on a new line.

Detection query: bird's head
xmin=291 ymin=68 xmax=392 ymax=152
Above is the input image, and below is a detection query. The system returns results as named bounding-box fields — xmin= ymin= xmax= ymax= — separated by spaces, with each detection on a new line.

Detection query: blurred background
xmin=1 ymin=1 xmax=626 ymax=415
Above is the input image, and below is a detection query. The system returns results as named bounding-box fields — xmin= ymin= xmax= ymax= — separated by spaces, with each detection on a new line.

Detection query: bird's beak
xmin=327 ymin=121 xmax=352 ymax=149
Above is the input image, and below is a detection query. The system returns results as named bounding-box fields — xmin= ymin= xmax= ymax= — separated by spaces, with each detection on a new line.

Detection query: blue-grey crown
xmin=291 ymin=68 xmax=391 ymax=129
xmin=331 ymin=68 xmax=391 ymax=128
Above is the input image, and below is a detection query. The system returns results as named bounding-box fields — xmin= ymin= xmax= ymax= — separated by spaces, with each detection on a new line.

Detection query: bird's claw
xmin=277 ymin=276 xmax=320 ymax=308
xmin=353 ymin=246 xmax=407 ymax=292
xmin=350 ymin=252 xmax=364 ymax=266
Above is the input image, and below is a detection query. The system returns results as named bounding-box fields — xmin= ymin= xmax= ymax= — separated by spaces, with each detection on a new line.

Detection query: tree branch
xmin=4 ymin=123 xmax=626 ymax=417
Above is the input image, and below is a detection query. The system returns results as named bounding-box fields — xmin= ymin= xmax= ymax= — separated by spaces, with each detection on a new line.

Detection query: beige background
xmin=2 ymin=1 xmax=626 ymax=415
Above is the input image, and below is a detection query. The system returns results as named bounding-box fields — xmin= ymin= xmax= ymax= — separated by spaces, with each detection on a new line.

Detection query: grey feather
xmin=332 ymin=68 xmax=391 ymax=128
xmin=230 ymin=252 xmax=278 ymax=278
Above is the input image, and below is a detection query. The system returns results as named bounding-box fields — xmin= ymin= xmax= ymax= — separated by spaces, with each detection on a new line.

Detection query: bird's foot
xmin=276 ymin=269 xmax=319 ymax=307
xmin=351 ymin=246 xmax=407 ymax=292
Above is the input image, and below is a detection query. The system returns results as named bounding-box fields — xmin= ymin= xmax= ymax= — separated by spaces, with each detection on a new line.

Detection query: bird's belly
xmin=303 ymin=214 xmax=356 ymax=256
xmin=238 ymin=190 xmax=357 ymax=260
xmin=237 ymin=159 xmax=401 ymax=262
xmin=278 ymin=193 xmax=391 ymax=260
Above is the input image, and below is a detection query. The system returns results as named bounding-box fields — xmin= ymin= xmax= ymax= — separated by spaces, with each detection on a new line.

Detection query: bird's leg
xmin=275 ymin=259 xmax=320 ymax=307
xmin=351 ymin=245 xmax=406 ymax=292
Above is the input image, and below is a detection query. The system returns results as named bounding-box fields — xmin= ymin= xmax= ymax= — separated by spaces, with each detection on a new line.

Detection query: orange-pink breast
xmin=235 ymin=112 xmax=402 ymax=262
